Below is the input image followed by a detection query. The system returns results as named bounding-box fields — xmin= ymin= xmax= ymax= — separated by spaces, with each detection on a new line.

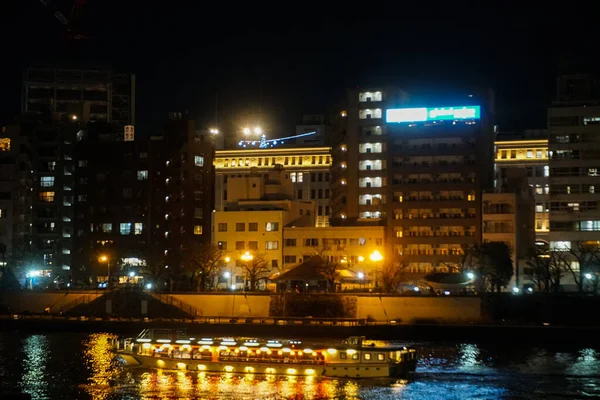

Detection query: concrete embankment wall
xmin=1 ymin=291 xmax=481 ymax=322
xmin=0 ymin=292 xmax=103 ymax=313
xmin=167 ymin=293 xmax=272 ymax=318
xmin=356 ymin=296 xmax=481 ymax=322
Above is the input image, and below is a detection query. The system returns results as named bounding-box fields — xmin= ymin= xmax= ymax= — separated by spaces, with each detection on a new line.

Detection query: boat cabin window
xmin=340 ymin=352 xmax=347 ymax=359
xmin=363 ymin=353 xmax=371 ymax=360
xmin=377 ymin=353 xmax=385 ymax=361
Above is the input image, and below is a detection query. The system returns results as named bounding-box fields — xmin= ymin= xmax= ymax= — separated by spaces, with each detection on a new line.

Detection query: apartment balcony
xmin=391 ymin=162 xmax=477 ymax=174
xmin=394 ymin=144 xmax=475 ymax=156
xmin=397 ymin=235 xmax=477 ymax=245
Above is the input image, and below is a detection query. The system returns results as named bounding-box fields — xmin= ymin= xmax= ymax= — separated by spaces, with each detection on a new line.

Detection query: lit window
xmin=544 ymin=166 xmax=549 ymax=177
xmin=101 ymin=223 xmax=112 ymax=233
xmin=297 ymin=172 xmax=303 ymax=182
xmin=536 ymin=150 xmax=543 ymax=158
xmin=40 ymin=176 xmax=55 ymax=187
xmin=265 ymin=222 xmax=279 ymax=232
xmin=526 ymin=150 xmax=533 ymax=158
xmin=467 ymin=194 xmax=476 ymax=201
xmin=120 ymin=223 xmax=132 ymax=235
xmin=265 ymin=241 xmax=279 ymax=250
xmin=218 ymin=223 xmax=227 ymax=232
xmin=137 ymin=170 xmax=148 ymax=180
xmin=0 ymin=138 xmax=10 ymax=151
xmin=0 ymin=209 xmax=6 ymax=218
xmin=134 ymin=223 xmax=143 ymax=235
xmin=194 ymin=225 xmax=203 ymax=235
xmin=39 ymin=191 xmax=55 ymax=202
xmin=290 ymin=172 xmax=297 ymax=182
xmin=195 ymin=156 xmax=204 ymax=166
xmin=535 ymin=204 xmax=543 ymax=213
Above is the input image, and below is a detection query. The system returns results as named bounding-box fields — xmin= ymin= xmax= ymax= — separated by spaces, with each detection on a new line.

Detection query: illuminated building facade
xmin=281 ymin=225 xmax=385 ymax=284
xmin=149 ymin=115 xmax=215 ymax=274
xmin=494 ymin=132 xmax=549 ymax=240
xmin=547 ymin=74 xmax=600 ymax=251
xmin=212 ymin=167 xmax=315 ymax=288
xmin=214 ymin=147 xmax=332 ymax=227
xmin=482 ymin=169 xmax=536 ymax=289
xmin=331 ymin=87 xmax=495 ymax=274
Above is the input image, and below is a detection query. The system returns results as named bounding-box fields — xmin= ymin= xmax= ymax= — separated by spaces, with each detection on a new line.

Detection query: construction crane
xmin=38 ymin=0 xmax=87 ymax=40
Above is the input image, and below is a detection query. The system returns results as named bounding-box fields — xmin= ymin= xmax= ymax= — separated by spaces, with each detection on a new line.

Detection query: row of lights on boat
xmin=159 ymin=359 xmax=317 ymax=376
xmin=137 ymin=338 xmax=297 ymax=348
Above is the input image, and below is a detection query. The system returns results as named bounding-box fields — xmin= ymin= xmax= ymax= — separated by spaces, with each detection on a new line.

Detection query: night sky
xmin=1 ymin=1 xmax=598 ymax=135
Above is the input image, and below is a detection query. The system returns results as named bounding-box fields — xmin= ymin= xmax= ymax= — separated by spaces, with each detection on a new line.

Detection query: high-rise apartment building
xmin=149 ymin=114 xmax=215 ymax=272
xmin=0 ymin=124 xmax=33 ymax=269
xmin=494 ymin=130 xmax=549 ymax=241
xmin=71 ymin=122 xmax=151 ymax=282
xmin=331 ymin=87 xmax=495 ymax=274
xmin=547 ymin=74 xmax=600 ymax=250
xmin=18 ymin=65 xmax=136 ymax=283
xmin=214 ymin=147 xmax=332 ymax=227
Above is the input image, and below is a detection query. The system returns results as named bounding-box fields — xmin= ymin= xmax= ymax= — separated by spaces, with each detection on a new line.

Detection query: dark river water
xmin=0 ymin=332 xmax=599 ymax=399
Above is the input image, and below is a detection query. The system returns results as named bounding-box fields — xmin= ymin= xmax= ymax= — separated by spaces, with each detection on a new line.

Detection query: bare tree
xmin=477 ymin=242 xmax=513 ymax=293
xmin=555 ymin=241 xmax=600 ymax=293
xmin=239 ymin=253 xmax=271 ymax=291
xmin=526 ymin=246 xmax=562 ymax=292
xmin=379 ymin=259 xmax=407 ymax=293
xmin=140 ymin=246 xmax=169 ymax=290
xmin=184 ymin=243 xmax=225 ymax=292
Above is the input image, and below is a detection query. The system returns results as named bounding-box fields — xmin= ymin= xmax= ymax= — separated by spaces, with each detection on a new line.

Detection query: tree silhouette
xmin=239 ymin=253 xmax=271 ymax=291
xmin=477 ymin=241 xmax=513 ymax=292
xmin=555 ymin=241 xmax=600 ymax=293
xmin=526 ymin=246 xmax=563 ymax=292
xmin=184 ymin=243 xmax=225 ymax=292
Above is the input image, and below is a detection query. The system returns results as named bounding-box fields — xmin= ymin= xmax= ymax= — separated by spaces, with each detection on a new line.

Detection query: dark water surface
xmin=0 ymin=332 xmax=599 ymax=399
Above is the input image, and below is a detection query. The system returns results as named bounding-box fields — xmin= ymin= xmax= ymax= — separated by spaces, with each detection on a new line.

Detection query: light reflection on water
xmin=0 ymin=333 xmax=599 ymax=399
xmin=20 ymin=335 xmax=49 ymax=399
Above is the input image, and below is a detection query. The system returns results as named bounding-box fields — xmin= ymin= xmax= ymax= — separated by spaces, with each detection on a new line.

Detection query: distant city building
xmin=330 ymin=87 xmax=495 ymax=275
xmin=214 ymin=147 xmax=332 ymax=227
xmin=482 ymin=168 xmax=535 ymax=289
xmin=212 ymin=166 xmax=315 ymax=288
xmin=494 ymin=131 xmax=549 ymax=241
xmin=22 ymin=66 xmax=135 ymax=131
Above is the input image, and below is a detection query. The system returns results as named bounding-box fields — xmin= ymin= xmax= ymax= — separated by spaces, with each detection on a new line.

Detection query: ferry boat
xmin=114 ymin=329 xmax=417 ymax=378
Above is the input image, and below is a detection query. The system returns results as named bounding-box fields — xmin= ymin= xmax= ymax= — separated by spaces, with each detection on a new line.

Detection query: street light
xmin=98 ymin=255 xmax=110 ymax=288
xmin=467 ymin=272 xmax=475 ymax=280
xmin=241 ymin=251 xmax=253 ymax=262
xmin=369 ymin=250 xmax=383 ymax=262
xmin=585 ymin=273 xmax=593 ymax=280
xmin=209 ymin=128 xmax=219 ymax=134
xmin=369 ymin=250 xmax=384 ymax=288
xmin=358 ymin=256 xmax=365 ymax=263
xmin=242 ymin=127 xmax=251 ymax=135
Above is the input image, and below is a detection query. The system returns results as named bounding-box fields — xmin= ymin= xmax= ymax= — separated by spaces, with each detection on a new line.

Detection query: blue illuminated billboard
xmin=386 ymin=106 xmax=481 ymax=123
